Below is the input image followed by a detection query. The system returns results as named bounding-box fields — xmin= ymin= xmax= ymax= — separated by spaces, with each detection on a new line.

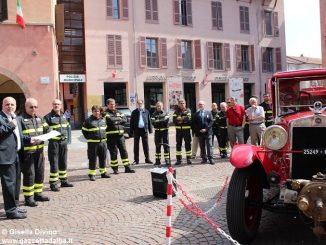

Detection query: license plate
xmin=303 ymin=149 xmax=326 ymax=155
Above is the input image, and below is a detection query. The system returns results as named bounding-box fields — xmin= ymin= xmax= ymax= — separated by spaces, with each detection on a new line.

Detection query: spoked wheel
xmin=226 ymin=167 xmax=263 ymax=244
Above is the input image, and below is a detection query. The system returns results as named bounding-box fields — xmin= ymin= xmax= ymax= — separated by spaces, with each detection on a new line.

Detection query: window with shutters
xmin=146 ymin=38 xmax=159 ymax=68
xmin=145 ymin=0 xmax=158 ymax=23
xmin=139 ymin=37 xmax=167 ymax=69
xmin=173 ymin=0 xmax=192 ymax=26
xmin=264 ymin=11 xmax=272 ymax=36
xmin=211 ymin=1 xmax=223 ymax=30
xmin=236 ymin=44 xmax=255 ymax=72
xmin=263 ymin=10 xmax=279 ymax=37
xmin=107 ymin=35 xmax=122 ymax=68
xmin=239 ymin=6 xmax=249 ymax=33
xmin=181 ymin=40 xmax=193 ymax=69
xmin=262 ymin=47 xmax=274 ymax=73
xmin=106 ymin=0 xmax=129 ymax=20
xmin=207 ymin=42 xmax=230 ymax=71
xmin=241 ymin=46 xmax=250 ymax=71
xmin=213 ymin=43 xmax=223 ymax=70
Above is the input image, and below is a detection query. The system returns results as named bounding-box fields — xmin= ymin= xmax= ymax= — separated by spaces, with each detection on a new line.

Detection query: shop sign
xmin=60 ymin=74 xmax=85 ymax=83
xmin=145 ymin=75 xmax=166 ymax=82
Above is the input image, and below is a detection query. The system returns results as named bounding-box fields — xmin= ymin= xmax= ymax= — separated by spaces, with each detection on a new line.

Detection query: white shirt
xmin=3 ymin=111 xmax=21 ymax=151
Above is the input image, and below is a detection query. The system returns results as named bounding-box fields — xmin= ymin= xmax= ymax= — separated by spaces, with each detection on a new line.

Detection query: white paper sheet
xmin=33 ymin=131 xmax=61 ymax=141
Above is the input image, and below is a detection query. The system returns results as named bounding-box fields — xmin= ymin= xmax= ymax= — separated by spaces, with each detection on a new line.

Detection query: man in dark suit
xmin=0 ymin=97 xmax=26 ymax=219
xmin=130 ymin=99 xmax=153 ymax=165
xmin=192 ymin=101 xmax=214 ymax=165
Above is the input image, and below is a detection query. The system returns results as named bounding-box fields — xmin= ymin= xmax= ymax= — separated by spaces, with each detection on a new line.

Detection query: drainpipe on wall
xmin=132 ymin=0 xmax=138 ymax=108
xmin=256 ymin=2 xmax=263 ymax=100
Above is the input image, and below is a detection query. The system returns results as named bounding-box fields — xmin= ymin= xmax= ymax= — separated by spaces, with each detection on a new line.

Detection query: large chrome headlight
xmin=263 ymin=125 xmax=288 ymax=150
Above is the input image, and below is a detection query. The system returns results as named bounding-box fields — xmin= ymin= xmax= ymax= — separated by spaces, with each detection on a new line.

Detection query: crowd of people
xmin=0 ymin=94 xmax=273 ymax=219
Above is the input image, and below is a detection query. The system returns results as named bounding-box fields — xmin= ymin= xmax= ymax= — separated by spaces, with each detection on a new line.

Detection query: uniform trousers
xmin=154 ymin=130 xmax=169 ymax=161
xmin=22 ymin=149 xmax=45 ymax=196
xmin=176 ymin=129 xmax=192 ymax=159
xmin=48 ymin=140 xmax=68 ymax=183
xmin=87 ymin=142 xmax=107 ymax=174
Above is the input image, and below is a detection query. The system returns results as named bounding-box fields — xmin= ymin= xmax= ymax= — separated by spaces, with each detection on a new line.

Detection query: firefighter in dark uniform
xmin=104 ymin=98 xmax=135 ymax=174
xmin=151 ymin=101 xmax=170 ymax=166
xmin=44 ymin=99 xmax=74 ymax=191
xmin=82 ymin=105 xmax=110 ymax=181
xmin=211 ymin=102 xmax=219 ymax=146
xmin=217 ymin=102 xmax=228 ymax=158
xmin=260 ymin=93 xmax=274 ymax=127
xmin=173 ymin=99 xmax=192 ymax=165
xmin=20 ymin=98 xmax=51 ymax=207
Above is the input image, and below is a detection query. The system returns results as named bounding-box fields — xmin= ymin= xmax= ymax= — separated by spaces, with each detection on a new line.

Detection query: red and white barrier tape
xmin=165 ymin=167 xmax=174 ymax=245
xmin=168 ymin=172 xmax=240 ymax=245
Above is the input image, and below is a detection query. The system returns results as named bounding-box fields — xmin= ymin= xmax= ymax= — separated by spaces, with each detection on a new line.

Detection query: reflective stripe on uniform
xmin=88 ymin=169 xmax=96 ymax=176
xmin=186 ymin=150 xmax=192 ymax=156
xmin=106 ymin=130 xmax=124 ymax=134
xmin=110 ymin=159 xmax=118 ymax=167
xmin=155 ymin=128 xmax=168 ymax=131
xmin=122 ymin=158 xmax=129 ymax=166
xmin=34 ymin=183 xmax=43 ymax=193
xmin=175 ymin=126 xmax=191 ymax=129
xmin=50 ymin=124 xmax=69 ymax=129
xmin=24 ymin=144 xmax=44 ymax=151
xmin=22 ymin=128 xmax=43 ymax=134
xmin=87 ymin=139 xmax=107 ymax=143
xmin=23 ymin=185 xmax=34 ymax=196
xmin=99 ymin=168 xmax=107 ymax=174
xmin=59 ymin=170 xmax=67 ymax=179
xmin=82 ymin=126 xmax=107 ymax=131
xmin=49 ymin=172 xmax=59 ymax=182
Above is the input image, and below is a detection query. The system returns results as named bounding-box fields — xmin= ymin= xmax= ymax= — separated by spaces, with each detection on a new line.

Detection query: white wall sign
xmin=60 ymin=74 xmax=85 ymax=83
xmin=39 ymin=76 xmax=50 ymax=84
xmin=229 ymin=78 xmax=244 ymax=106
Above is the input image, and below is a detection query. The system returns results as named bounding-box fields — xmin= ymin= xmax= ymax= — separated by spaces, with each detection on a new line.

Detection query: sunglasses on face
xmin=29 ymin=106 xmax=38 ymax=109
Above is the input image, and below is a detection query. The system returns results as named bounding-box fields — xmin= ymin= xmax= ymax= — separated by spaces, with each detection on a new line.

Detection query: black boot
xmin=101 ymin=173 xmax=111 ymax=178
xmin=125 ymin=165 xmax=135 ymax=173
xmin=24 ymin=196 xmax=38 ymax=207
xmin=154 ymin=159 xmax=161 ymax=166
xmin=88 ymin=174 xmax=96 ymax=181
xmin=50 ymin=183 xmax=60 ymax=192
xmin=112 ymin=168 xmax=119 ymax=175
xmin=61 ymin=180 xmax=74 ymax=187
xmin=34 ymin=193 xmax=50 ymax=202
xmin=186 ymin=157 xmax=192 ymax=165
xmin=175 ymin=157 xmax=182 ymax=165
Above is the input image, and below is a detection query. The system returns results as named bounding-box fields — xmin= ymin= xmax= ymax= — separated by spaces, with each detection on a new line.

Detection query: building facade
xmin=84 ymin=0 xmax=286 ymax=113
xmin=0 ymin=0 xmax=58 ymax=115
xmin=287 ymin=55 xmax=321 ymax=71
xmin=0 ymin=0 xmax=286 ymax=124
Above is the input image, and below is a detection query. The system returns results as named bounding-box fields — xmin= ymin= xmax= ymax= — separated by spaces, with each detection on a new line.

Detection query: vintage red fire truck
xmin=226 ymin=69 xmax=326 ymax=244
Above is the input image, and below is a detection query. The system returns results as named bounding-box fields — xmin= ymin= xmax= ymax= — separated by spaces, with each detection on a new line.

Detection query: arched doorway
xmin=0 ymin=67 xmax=30 ymax=114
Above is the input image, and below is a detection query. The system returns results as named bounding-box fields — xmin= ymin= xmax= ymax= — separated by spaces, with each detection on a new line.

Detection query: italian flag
xmin=16 ymin=0 xmax=25 ymax=28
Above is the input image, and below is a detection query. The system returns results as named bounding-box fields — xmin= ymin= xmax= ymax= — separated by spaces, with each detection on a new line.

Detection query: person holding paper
xmin=0 ymin=97 xmax=26 ymax=219
xmin=20 ymin=98 xmax=51 ymax=207
xmin=44 ymin=99 xmax=74 ymax=192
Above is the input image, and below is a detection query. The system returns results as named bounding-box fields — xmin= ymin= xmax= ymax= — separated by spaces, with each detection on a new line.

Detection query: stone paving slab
xmin=0 ymin=129 xmax=324 ymax=244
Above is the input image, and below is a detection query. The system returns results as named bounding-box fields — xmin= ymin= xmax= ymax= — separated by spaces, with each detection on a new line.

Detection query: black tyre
xmin=226 ymin=166 xmax=263 ymax=244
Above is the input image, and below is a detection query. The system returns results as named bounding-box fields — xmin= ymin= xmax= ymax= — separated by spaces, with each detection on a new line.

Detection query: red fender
xmin=230 ymin=144 xmax=261 ymax=168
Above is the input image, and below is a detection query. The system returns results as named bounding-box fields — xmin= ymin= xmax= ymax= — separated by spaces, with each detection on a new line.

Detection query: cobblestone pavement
xmin=0 ymin=129 xmax=323 ymax=244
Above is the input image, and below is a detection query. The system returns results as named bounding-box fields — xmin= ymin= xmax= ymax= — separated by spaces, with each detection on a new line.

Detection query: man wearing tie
xmin=0 ymin=97 xmax=26 ymax=219
xmin=130 ymin=99 xmax=153 ymax=165
xmin=192 ymin=101 xmax=214 ymax=164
